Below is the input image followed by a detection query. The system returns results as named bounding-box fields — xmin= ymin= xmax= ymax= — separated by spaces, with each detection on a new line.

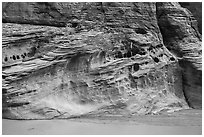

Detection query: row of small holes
xmin=4 ymin=53 xmax=27 ymax=62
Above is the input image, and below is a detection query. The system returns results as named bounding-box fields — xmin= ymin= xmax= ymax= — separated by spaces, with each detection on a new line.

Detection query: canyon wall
xmin=157 ymin=2 xmax=202 ymax=108
xmin=2 ymin=2 xmax=201 ymax=119
xmin=179 ymin=2 xmax=202 ymax=34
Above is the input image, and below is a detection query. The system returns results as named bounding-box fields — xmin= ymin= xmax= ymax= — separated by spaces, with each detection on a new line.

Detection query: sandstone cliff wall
xmin=2 ymin=2 xmax=201 ymax=119
xmin=156 ymin=2 xmax=202 ymax=108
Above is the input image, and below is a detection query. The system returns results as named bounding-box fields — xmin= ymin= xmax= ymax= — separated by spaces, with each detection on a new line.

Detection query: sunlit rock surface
xmin=2 ymin=2 xmax=201 ymax=120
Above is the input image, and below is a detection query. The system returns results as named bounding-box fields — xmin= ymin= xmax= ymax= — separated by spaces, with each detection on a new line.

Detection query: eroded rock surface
xmin=2 ymin=2 xmax=201 ymax=119
xmin=179 ymin=2 xmax=202 ymax=34
xmin=156 ymin=2 xmax=202 ymax=108
xmin=2 ymin=2 xmax=67 ymax=27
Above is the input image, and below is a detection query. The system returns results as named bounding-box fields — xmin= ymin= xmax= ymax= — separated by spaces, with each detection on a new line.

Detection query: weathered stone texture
xmin=156 ymin=2 xmax=202 ymax=108
xmin=179 ymin=2 xmax=202 ymax=34
xmin=2 ymin=2 xmax=201 ymax=119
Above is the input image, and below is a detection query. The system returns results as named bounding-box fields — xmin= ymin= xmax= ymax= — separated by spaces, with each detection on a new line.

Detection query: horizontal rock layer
xmin=2 ymin=2 xmax=201 ymax=119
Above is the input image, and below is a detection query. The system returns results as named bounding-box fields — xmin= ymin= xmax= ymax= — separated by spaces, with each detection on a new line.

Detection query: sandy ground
xmin=2 ymin=109 xmax=202 ymax=135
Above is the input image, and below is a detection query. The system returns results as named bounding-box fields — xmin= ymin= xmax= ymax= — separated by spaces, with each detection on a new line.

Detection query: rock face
xmin=156 ymin=2 xmax=202 ymax=108
xmin=2 ymin=2 xmax=67 ymax=27
xmin=2 ymin=2 xmax=201 ymax=119
xmin=179 ymin=2 xmax=202 ymax=34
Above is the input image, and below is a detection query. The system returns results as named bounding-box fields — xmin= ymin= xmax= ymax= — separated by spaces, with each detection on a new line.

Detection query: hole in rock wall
xmin=170 ymin=57 xmax=175 ymax=61
xmin=2 ymin=75 xmax=6 ymax=79
xmin=156 ymin=44 xmax=163 ymax=48
xmin=134 ymin=28 xmax=147 ymax=34
xmin=4 ymin=57 xmax=8 ymax=62
xmin=4 ymin=52 xmax=28 ymax=63
xmin=144 ymin=61 xmax=149 ymax=65
xmin=21 ymin=55 xmax=25 ymax=58
xmin=21 ymin=53 xmax=27 ymax=59
xmin=12 ymin=55 xmax=16 ymax=60
xmin=16 ymin=55 xmax=20 ymax=59
xmin=2 ymin=43 xmax=32 ymax=64
xmin=114 ymin=40 xmax=146 ymax=59
xmin=133 ymin=63 xmax=140 ymax=71
xmin=153 ymin=57 xmax=159 ymax=63
xmin=72 ymin=22 xmax=78 ymax=28
xmin=148 ymin=44 xmax=163 ymax=52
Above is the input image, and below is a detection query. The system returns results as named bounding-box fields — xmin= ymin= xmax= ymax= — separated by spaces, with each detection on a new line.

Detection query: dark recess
xmin=134 ymin=28 xmax=147 ymax=34
xmin=4 ymin=57 xmax=8 ymax=62
xmin=21 ymin=55 xmax=25 ymax=58
xmin=170 ymin=57 xmax=175 ymax=61
xmin=12 ymin=55 xmax=16 ymax=60
xmin=2 ymin=75 xmax=6 ymax=79
xmin=16 ymin=55 xmax=20 ymax=59
xmin=115 ymin=51 xmax=123 ymax=58
xmin=133 ymin=63 xmax=139 ymax=71
xmin=127 ymin=51 xmax=132 ymax=57
xmin=153 ymin=57 xmax=159 ymax=63
xmin=72 ymin=22 xmax=78 ymax=28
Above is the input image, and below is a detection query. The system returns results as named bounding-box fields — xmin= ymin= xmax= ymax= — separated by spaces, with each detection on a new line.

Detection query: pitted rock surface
xmin=2 ymin=2 xmax=201 ymax=119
